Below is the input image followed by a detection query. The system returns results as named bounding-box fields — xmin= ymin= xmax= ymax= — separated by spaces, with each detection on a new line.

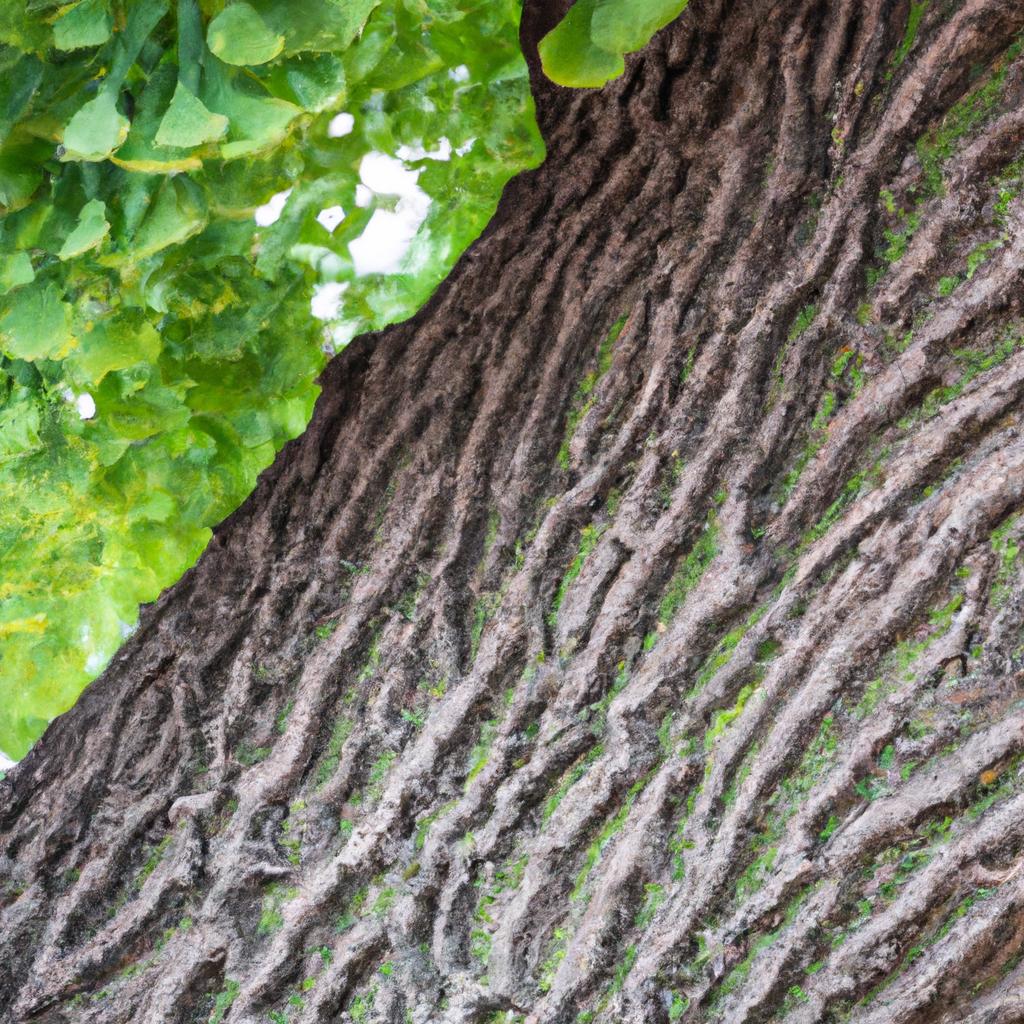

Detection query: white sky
xmin=251 ymin=114 xmax=473 ymax=299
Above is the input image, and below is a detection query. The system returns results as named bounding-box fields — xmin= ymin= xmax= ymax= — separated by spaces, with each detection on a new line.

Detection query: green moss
xmin=572 ymin=771 xmax=653 ymax=900
xmin=779 ymin=392 xmax=836 ymax=504
xmin=314 ymin=621 xmax=336 ymax=641
xmin=395 ymin=571 xmax=431 ymax=621
xmin=235 ymin=741 xmax=271 ymax=766
xmin=538 ymin=926 xmax=569 ymax=992
xmin=371 ymin=887 xmax=396 ymax=916
xmin=915 ymin=37 xmax=1022 ymax=196
xmin=690 ymin=604 xmax=769 ymax=696
xmin=723 ymin=742 xmax=759 ymax=809
xmin=852 ymin=590 xmax=965 ymax=719
xmin=259 ymin=883 xmax=298 ymax=935
xmin=366 ymin=750 xmax=396 ymax=801
xmin=550 ymin=524 xmax=603 ymax=622
xmin=608 ymin=944 xmax=637 ymax=994
xmin=316 ymin=714 xmax=353 ymax=787
xmin=657 ymin=451 xmax=686 ymax=509
xmin=734 ymin=845 xmax=777 ymax=900
xmin=668 ymin=992 xmax=690 ymax=1020
xmin=966 ymin=237 xmax=1004 ymax=278
xmin=414 ymin=799 xmax=458 ymax=850
xmin=704 ymin=683 xmax=756 ymax=751
xmin=657 ymin=514 xmax=719 ymax=627
xmin=274 ymin=700 xmax=294 ymax=735
xmin=470 ymin=585 xmax=503 ymax=660
xmin=472 ymin=853 xmax=528 ymax=966
xmin=928 ymin=593 xmax=963 ymax=630
xmin=543 ymin=745 xmax=604 ymax=823
xmin=279 ymin=804 xmax=306 ymax=865
xmin=557 ymin=315 xmax=627 ymax=470
xmin=730 ymin=714 xmax=839 ymax=896
xmin=135 ymin=835 xmax=172 ymax=890
xmin=334 ymin=886 xmax=368 ymax=932
xmin=583 ymin=659 xmax=631 ymax=735
xmin=470 ymin=927 xmax=492 ymax=965
xmin=789 ymin=304 xmax=818 ymax=341
xmin=349 ymin=986 xmax=376 ymax=1023
xmin=990 ymin=513 xmax=1020 ymax=607
xmin=471 ymin=854 xmax=528 ymax=969
xmin=465 ymin=719 xmax=498 ymax=789
xmin=901 ymin=323 xmax=1019 ymax=428
xmin=208 ymin=979 xmax=239 ymax=1024
xmin=356 ymin=631 xmax=382 ymax=683
xmin=634 ymin=883 xmax=664 ymax=928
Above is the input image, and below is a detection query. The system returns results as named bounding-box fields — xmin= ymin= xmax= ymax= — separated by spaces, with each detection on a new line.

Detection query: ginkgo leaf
xmin=590 ymin=0 xmax=690 ymax=54
xmin=0 ymin=252 xmax=34 ymax=290
xmin=0 ymin=283 xmax=74 ymax=361
xmin=252 ymin=0 xmax=380 ymax=55
xmin=538 ymin=1 xmax=623 ymax=89
xmin=112 ymin=65 xmax=204 ymax=172
xmin=66 ymin=316 xmax=161 ymax=386
xmin=540 ymin=0 xmax=691 ymax=88
xmin=52 ymin=0 xmax=113 ymax=51
xmin=200 ymin=61 xmax=302 ymax=160
xmin=58 ymin=199 xmax=110 ymax=260
xmin=207 ymin=3 xmax=285 ymax=66
xmin=118 ymin=177 xmax=208 ymax=262
xmin=61 ymin=92 xmax=129 ymax=161
xmin=155 ymin=81 xmax=230 ymax=148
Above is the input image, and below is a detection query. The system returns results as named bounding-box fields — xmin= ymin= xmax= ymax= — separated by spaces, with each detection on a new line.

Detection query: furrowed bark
xmin=3 ymin=1 xmax=1024 ymax=1022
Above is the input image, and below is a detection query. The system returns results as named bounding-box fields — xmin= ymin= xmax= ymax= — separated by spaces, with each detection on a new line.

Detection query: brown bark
xmin=3 ymin=1 xmax=1024 ymax=1022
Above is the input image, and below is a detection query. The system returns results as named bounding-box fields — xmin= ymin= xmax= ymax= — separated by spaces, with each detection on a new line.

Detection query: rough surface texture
xmin=3 ymin=1 xmax=1024 ymax=1022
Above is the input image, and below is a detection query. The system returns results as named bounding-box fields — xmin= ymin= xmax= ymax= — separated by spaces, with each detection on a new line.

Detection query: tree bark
xmin=4 ymin=1 xmax=1024 ymax=1022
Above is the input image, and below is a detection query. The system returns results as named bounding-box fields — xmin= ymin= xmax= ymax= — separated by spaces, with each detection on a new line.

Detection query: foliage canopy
xmin=0 ymin=0 xmax=544 ymax=758
xmin=0 ymin=0 xmax=690 ymax=759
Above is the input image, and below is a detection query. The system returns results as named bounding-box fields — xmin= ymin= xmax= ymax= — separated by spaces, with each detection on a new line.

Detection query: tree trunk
xmin=4 ymin=1 xmax=1024 ymax=1022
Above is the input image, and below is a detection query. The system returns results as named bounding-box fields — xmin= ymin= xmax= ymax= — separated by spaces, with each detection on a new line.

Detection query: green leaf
xmin=199 ymin=60 xmax=301 ymax=159
xmin=0 ymin=283 xmax=74 ymax=360
xmin=0 ymin=252 xmax=34 ymax=290
xmin=538 ymin=1 xmax=624 ymax=89
xmin=61 ymin=92 xmax=130 ymax=162
xmin=539 ymin=0 xmax=691 ymax=88
xmin=120 ymin=176 xmax=208 ymax=261
xmin=252 ymin=0 xmax=380 ymax=54
xmin=590 ymin=0 xmax=690 ymax=54
xmin=58 ymin=199 xmax=110 ymax=260
xmin=0 ymin=143 xmax=45 ymax=209
xmin=0 ymin=394 xmax=44 ymax=460
xmin=112 ymin=64 xmax=203 ymax=172
xmin=66 ymin=315 xmax=161 ymax=386
xmin=206 ymin=3 xmax=285 ymax=66
xmin=0 ymin=52 xmax=43 ymax=145
xmin=53 ymin=0 xmax=113 ymax=51
xmin=155 ymin=81 xmax=230 ymax=148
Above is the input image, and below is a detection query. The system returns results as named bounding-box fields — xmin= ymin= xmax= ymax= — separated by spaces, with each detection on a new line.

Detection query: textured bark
xmin=4 ymin=1 xmax=1024 ymax=1022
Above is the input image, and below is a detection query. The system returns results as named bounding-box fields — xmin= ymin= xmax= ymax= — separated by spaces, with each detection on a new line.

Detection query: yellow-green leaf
xmin=538 ymin=1 xmax=623 ymax=89
xmin=61 ymin=92 xmax=129 ymax=162
xmin=207 ymin=3 xmax=285 ymax=66
xmin=53 ymin=0 xmax=113 ymax=51
xmin=154 ymin=81 xmax=229 ymax=148
xmin=0 ymin=282 xmax=74 ymax=360
xmin=58 ymin=199 xmax=110 ymax=260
